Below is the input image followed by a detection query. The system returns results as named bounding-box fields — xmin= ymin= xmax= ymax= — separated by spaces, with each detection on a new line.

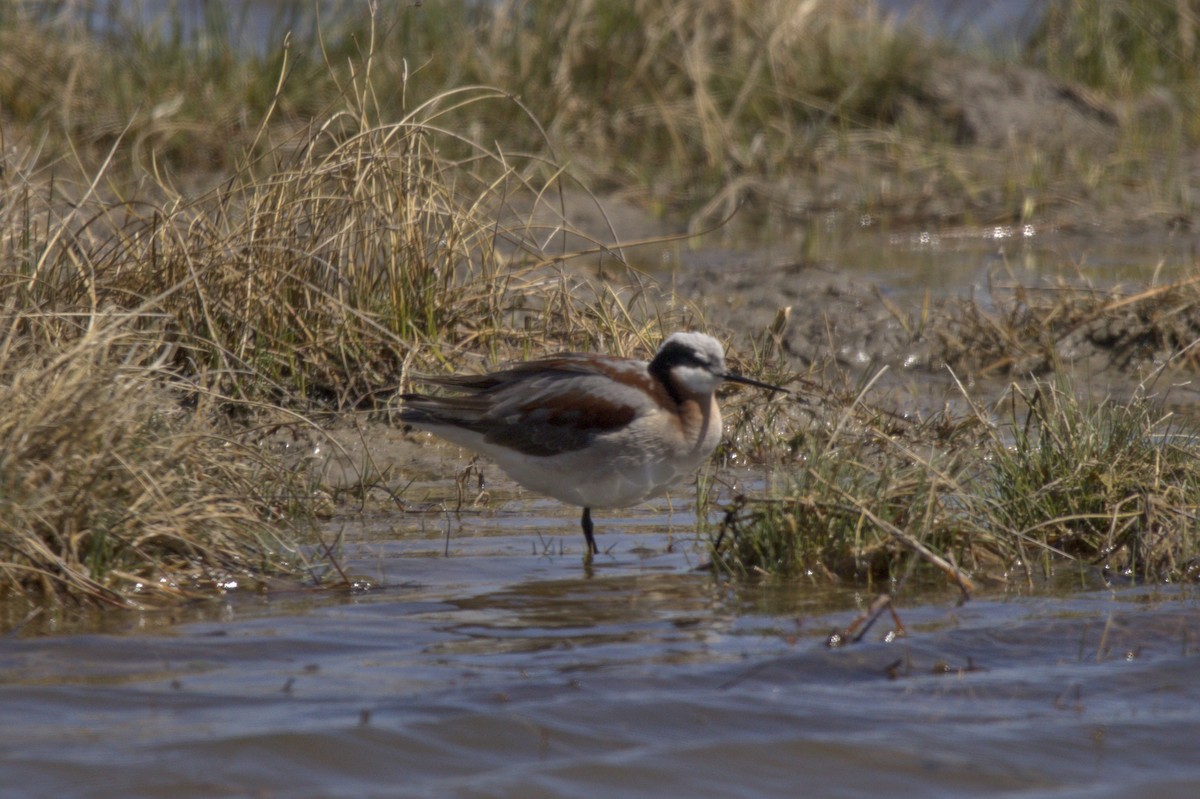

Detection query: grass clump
xmin=712 ymin=381 xmax=977 ymax=593
xmin=712 ymin=377 xmax=1200 ymax=591
xmin=980 ymin=381 xmax=1200 ymax=583
xmin=0 ymin=331 xmax=302 ymax=606
xmin=715 ymin=431 xmax=968 ymax=587
xmin=3 ymin=45 xmax=614 ymax=409
xmin=931 ymin=274 xmax=1200 ymax=376
xmin=462 ymin=0 xmax=931 ymax=198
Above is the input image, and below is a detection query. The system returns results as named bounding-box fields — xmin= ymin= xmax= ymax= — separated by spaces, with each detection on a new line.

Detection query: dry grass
xmin=932 ymin=274 xmax=1200 ymax=376
xmin=1 ymin=2 xmax=941 ymax=214
xmin=710 ymin=372 xmax=980 ymax=590
xmin=711 ymin=375 xmax=1200 ymax=591
xmin=1032 ymin=0 xmax=1200 ymax=113
xmin=7 ymin=1 xmax=1200 ymax=229
xmin=0 ymin=8 xmax=691 ymax=605
xmin=3 ymin=44 xmax=666 ymax=408
xmin=0 ymin=327 xmax=306 ymax=605
xmin=978 ymin=380 xmax=1200 ymax=583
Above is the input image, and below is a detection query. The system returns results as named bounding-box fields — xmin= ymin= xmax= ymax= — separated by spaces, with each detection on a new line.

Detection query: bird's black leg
xmin=581 ymin=507 xmax=598 ymax=555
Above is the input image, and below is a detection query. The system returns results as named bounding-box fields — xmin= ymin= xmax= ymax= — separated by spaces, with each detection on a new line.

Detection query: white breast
xmin=478 ymin=399 xmax=722 ymax=509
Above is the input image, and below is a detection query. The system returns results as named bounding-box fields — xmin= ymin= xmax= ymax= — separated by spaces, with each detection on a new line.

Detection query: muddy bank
xmin=541 ymin=49 xmax=1200 ymax=404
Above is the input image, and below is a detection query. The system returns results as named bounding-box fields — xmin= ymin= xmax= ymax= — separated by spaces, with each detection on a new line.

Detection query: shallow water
xmin=3 ymin=497 xmax=1200 ymax=799
xmin=656 ymin=219 xmax=1200 ymax=303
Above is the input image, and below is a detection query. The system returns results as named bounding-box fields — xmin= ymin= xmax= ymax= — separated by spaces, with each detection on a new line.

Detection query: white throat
xmin=669 ymin=364 xmax=723 ymax=397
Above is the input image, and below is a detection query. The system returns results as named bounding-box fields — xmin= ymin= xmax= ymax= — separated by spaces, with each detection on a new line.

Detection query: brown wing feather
xmin=400 ymin=353 xmax=665 ymax=456
xmin=483 ymin=386 xmax=638 ymax=455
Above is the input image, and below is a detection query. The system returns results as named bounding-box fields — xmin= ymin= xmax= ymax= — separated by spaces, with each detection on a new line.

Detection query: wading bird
xmin=400 ymin=332 xmax=787 ymax=557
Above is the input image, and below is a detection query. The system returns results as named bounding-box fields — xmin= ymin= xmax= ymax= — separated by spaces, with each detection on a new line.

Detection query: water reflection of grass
xmin=3 ymin=2 xmax=1200 ymax=605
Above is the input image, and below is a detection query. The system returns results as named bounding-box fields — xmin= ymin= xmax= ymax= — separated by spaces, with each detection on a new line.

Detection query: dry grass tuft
xmin=711 ymin=376 xmax=1200 ymax=591
xmin=976 ymin=380 xmax=1200 ymax=583
xmin=0 ymin=328 xmax=304 ymax=606
xmin=3 ymin=50 xmax=658 ymax=409
xmin=932 ymin=274 xmax=1200 ymax=376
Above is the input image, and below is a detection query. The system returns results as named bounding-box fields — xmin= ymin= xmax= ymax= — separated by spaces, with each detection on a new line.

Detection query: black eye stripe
xmin=660 ymin=342 xmax=708 ymax=368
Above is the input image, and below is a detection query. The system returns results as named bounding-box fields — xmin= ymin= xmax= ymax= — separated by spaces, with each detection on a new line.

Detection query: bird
xmin=399 ymin=332 xmax=787 ymax=557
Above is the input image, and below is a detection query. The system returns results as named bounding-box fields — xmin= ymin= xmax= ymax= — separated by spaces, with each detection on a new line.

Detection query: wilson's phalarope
xmin=400 ymin=332 xmax=787 ymax=556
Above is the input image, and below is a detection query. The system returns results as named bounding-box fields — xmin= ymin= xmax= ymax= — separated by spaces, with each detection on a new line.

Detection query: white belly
xmin=459 ymin=411 xmax=722 ymax=509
